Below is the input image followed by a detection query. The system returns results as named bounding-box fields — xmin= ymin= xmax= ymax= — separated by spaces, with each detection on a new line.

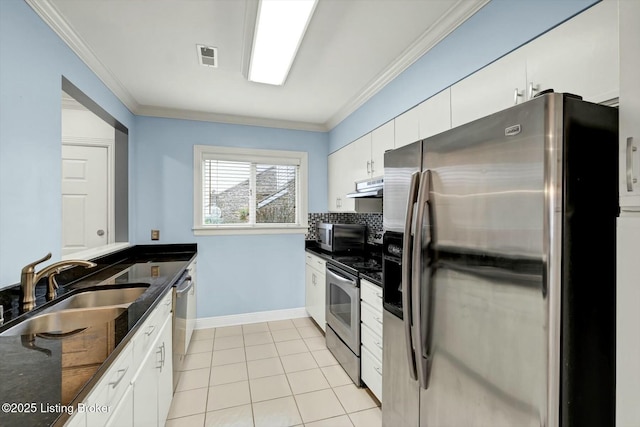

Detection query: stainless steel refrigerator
xmin=382 ymin=92 xmax=618 ymax=427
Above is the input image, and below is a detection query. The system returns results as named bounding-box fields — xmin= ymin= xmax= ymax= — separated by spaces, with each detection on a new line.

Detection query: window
xmin=194 ymin=145 xmax=308 ymax=235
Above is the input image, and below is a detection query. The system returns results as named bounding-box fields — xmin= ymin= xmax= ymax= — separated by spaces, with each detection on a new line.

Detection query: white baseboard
xmin=195 ymin=307 xmax=309 ymax=329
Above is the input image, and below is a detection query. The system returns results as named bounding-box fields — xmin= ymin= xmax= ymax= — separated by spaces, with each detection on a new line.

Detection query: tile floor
xmin=166 ymin=317 xmax=381 ymax=427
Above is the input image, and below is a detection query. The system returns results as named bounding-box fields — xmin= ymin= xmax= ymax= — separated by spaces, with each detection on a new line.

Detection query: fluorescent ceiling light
xmin=249 ymin=0 xmax=318 ymax=86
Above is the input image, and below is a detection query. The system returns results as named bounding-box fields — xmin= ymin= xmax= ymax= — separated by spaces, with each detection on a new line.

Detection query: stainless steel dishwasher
xmin=172 ymin=258 xmax=197 ymax=390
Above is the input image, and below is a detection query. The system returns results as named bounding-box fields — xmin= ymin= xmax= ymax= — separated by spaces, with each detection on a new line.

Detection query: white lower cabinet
xmin=133 ymin=315 xmax=173 ymax=427
xmin=105 ymin=385 xmax=133 ymax=427
xmin=360 ymin=279 xmax=383 ymax=401
xmin=305 ymin=252 xmax=326 ymax=331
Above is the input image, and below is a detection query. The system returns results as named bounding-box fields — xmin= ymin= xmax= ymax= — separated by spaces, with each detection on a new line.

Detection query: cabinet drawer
xmin=84 ymin=343 xmax=134 ymax=426
xmin=361 ymin=322 xmax=383 ymax=363
xmin=305 ymin=253 xmax=326 ymax=272
xmin=133 ymin=290 xmax=172 ymax=366
xmin=361 ymin=301 xmax=383 ymax=337
xmin=361 ymin=346 xmax=382 ymax=402
xmin=361 ymin=280 xmax=382 ymax=312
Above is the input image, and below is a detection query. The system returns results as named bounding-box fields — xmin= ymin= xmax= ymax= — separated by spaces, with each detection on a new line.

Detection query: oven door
xmin=325 ymin=265 xmax=360 ymax=355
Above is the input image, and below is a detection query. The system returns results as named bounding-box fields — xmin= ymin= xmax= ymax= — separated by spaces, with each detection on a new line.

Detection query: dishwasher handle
xmin=175 ymin=274 xmax=194 ymax=294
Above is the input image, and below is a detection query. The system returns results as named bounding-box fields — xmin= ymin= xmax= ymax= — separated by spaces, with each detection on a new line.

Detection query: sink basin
xmin=0 ymin=306 xmax=127 ymax=336
xmin=0 ymin=285 xmax=149 ymax=337
xmin=50 ymin=286 xmax=148 ymax=311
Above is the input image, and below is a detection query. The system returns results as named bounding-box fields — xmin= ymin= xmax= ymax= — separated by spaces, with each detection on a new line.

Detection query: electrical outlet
xmin=151 ymin=229 xmax=160 ymax=240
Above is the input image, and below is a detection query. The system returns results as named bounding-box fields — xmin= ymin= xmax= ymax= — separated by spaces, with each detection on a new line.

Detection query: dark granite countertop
xmin=0 ymin=244 xmax=196 ymax=427
xmin=305 ymin=241 xmax=382 ymax=287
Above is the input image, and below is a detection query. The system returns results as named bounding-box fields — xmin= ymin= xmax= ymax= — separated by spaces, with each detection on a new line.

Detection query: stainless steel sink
xmin=0 ymin=306 xmax=127 ymax=336
xmin=0 ymin=285 xmax=149 ymax=337
xmin=49 ymin=286 xmax=148 ymax=311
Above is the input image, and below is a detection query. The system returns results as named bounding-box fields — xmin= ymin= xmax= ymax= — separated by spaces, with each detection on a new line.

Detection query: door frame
xmin=62 ymin=137 xmax=115 ymax=247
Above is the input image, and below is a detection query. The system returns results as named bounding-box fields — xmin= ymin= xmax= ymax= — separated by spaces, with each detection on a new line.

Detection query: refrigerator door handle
xmin=626 ymin=136 xmax=637 ymax=192
xmin=412 ymin=169 xmax=433 ymax=390
xmin=402 ymin=171 xmax=421 ymax=381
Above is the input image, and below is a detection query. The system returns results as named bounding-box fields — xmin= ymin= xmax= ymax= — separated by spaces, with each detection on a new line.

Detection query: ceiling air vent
xmin=197 ymin=45 xmax=218 ymax=68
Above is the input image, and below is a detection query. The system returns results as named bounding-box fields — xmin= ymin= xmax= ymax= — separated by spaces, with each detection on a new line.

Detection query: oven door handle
xmin=326 ymin=267 xmax=357 ymax=289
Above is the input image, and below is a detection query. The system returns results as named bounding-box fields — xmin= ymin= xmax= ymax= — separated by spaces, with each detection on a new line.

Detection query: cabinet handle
xmin=374 ymin=316 xmax=382 ymax=324
xmin=374 ymin=365 xmax=382 ymax=375
xmin=312 ymin=273 xmax=316 ymax=285
xmin=528 ymin=82 xmax=539 ymax=100
xmin=367 ymin=161 xmax=371 ymax=174
xmin=371 ymin=160 xmax=375 ymax=174
xmin=627 ymin=137 xmax=637 ymax=192
xmin=375 ymin=341 xmax=383 ymax=349
xmin=145 ymin=325 xmax=156 ymax=336
xmin=165 ymin=298 xmax=172 ymax=306
xmin=109 ymin=367 xmax=128 ymax=388
xmin=513 ymin=88 xmax=523 ymax=105
xmin=375 ymin=292 xmax=382 ymax=299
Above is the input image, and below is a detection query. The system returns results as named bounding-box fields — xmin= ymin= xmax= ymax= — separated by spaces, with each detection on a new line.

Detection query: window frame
xmin=193 ymin=145 xmax=308 ymax=235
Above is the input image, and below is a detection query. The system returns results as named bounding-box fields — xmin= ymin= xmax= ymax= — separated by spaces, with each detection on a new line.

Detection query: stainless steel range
xmin=325 ymin=253 xmax=382 ymax=386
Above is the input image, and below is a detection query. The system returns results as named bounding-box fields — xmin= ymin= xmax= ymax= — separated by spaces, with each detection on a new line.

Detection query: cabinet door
xmin=395 ymin=107 xmax=420 ymax=148
xmin=451 ymin=51 xmax=526 ymax=127
xmin=133 ymin=347 xmax=159 ymax=427
xmin=327 ymin=152 xmax=341 ymax=211
xmin=524 ymin=0 xmax=618 ymax=104
xmin=617 ymin=215 xmax=640 ymax=426
xmin=105 ymin=385 xmax=133 ymax=427
xmin=313 ymin=270 xmax=326 ymax=332
xmin=349 ymin=133 xmax=373 ymax=183
xmin=418 ymin=88 xmax=451 ymax=139
xmin=157 ymin=317 xmax=173 ymax=425
xmin=305 ymin=265 xmax=318 ymax=322
xmin=329 ymin=143 xmax=358 ymax=212
xmin=371 ymin=121 xmax=394 ymax=178
xmin=619 ymin=0 xmax=640 ymax=207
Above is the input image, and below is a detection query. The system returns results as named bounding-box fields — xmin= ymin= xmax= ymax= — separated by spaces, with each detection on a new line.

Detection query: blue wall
xmin=133 ymin=116 xmax=328 ymax=317
xmin=0 ymin=0 xmax=135 ymax=288
xmin=329 ymin=0 xmax=599 ymax=153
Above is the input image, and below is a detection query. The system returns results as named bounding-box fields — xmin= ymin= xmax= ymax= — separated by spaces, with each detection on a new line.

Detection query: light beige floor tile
xmin=280 ymin=352 xmax=318 ymax=373
xmin=292 ymin=317 xmax=315 ymax=328
xmin=311 ymin=349 xmax=339 ymax=367
xmin=303 ymin=337 xmax=326 ymax=351
xmin=296 ymin=325 xmax=323 ymax=338
xmin=212 ymin=347 xmax=246 ymax=367
xmin=205 ymin=404 xmax=254 ymax=427
xmin=348 ymin=407 xmax=382 ymax=427
xmin=275 ymin=339 xmax=309 ymax=356
xmin=188 ymin=339 xmax=214 ymax=354
xmin=252 ymin=396 xmax=302 ymax=427
xmin=244 ymin=331 xmax=273 ymax=346
xmin=192 ymin=328 xmax=216 ymax=341
xmin=271 ymin=328 xmax=302 ymax=342
xmin=333 ymin=384 xmax=378 ymax=413
xmin=305 ymin=415 xmax=354 ymax=427
xmin=294 ymin=389 xmax=345 ymax=423
xmin=247 ymin=357 xmax=284 ymax=379
xmin=249 ymin=374 xmax=292 ymax=402
xmin=168 ymin=387 xmax=208 ymax=419
xmin=213 ymin=335 xmax=244 ymax=351
xmin=207 ymin=381 xmax=251 ymax=412
xmin=210 ymin=362 xmax=248 ymax=385
xmin=215 ymin=325 xmax=243 ymax=337
xmin=242 ymin=322 xmax=269 ymax=334
xmin=182 ymin=352 xmax=213 ymax=371
xmin=166 ymin=413 xmax=206 ymax=427
xmin=177 ymin=367 xmax=211 ymax=391
xmin=245 ymin=343 xmax=279 ymax=361
xmin=286 ymin=368 xmax=330 ymax=394
xmin=320 ymin=365 xmax=353 ymax=387
xmin=267 ymin=319 xmax=296 ymax=331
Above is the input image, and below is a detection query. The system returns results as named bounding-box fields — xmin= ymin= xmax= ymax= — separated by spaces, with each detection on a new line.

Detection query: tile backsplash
xmin=306 ymin=212 xmax=383 ymax=244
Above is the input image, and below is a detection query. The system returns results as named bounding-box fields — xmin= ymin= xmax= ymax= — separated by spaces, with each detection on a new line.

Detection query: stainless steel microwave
xmin=316 ymin=223 xmax=366 ymax=252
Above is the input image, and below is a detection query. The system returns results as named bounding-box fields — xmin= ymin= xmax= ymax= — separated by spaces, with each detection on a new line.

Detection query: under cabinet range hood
xmin=346 ymin=178 xmax=383 ymax=198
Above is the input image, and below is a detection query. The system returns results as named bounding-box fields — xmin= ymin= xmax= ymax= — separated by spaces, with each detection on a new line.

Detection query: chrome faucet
xmin=20 ymin=253 xmax=96 ymax=311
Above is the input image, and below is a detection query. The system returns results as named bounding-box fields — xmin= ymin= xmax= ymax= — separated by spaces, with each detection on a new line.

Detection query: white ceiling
xmin=29 ymin=0 xmax=488 ymax=131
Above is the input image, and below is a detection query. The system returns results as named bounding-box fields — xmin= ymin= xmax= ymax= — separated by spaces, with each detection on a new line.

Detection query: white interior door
xmin=62 ymin=144 xmax=108 ymax=255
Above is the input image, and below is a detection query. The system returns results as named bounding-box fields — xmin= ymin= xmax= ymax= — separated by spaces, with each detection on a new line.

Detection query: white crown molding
xmin=25 ymin=0 xmax=140 ymax=113
xmin=325 ymin=0 xmax=490 ymax=130
xmin=137 ymin=105 xmax=328 ymax=132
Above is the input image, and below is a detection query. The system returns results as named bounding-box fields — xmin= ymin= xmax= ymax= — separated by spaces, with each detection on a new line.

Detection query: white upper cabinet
xmin=418 ymin=88 xmax=452 ymax=139
xmin=350 ymin=133 xmax=372 ymax=182
xmin=371 ymin=121 xmax=394 ymax=178
xmin=328 ymin=142 xmax=359 ymax=212
xmin=451 ymin=50 xmax=527 ymax=128
xmin=619 ymin=0 xmax=640 ymax=208
xmin=523 ymin=0 xmax=619 ymax=103
xmin=394 ymin=107 xmax=420 ymax=148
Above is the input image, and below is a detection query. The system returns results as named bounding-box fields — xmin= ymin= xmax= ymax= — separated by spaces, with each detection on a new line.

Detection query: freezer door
xmin=416 ymin=95 xmax=553 ymax=427
xmin=384 ymin=141 xmax=422 ymax=233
